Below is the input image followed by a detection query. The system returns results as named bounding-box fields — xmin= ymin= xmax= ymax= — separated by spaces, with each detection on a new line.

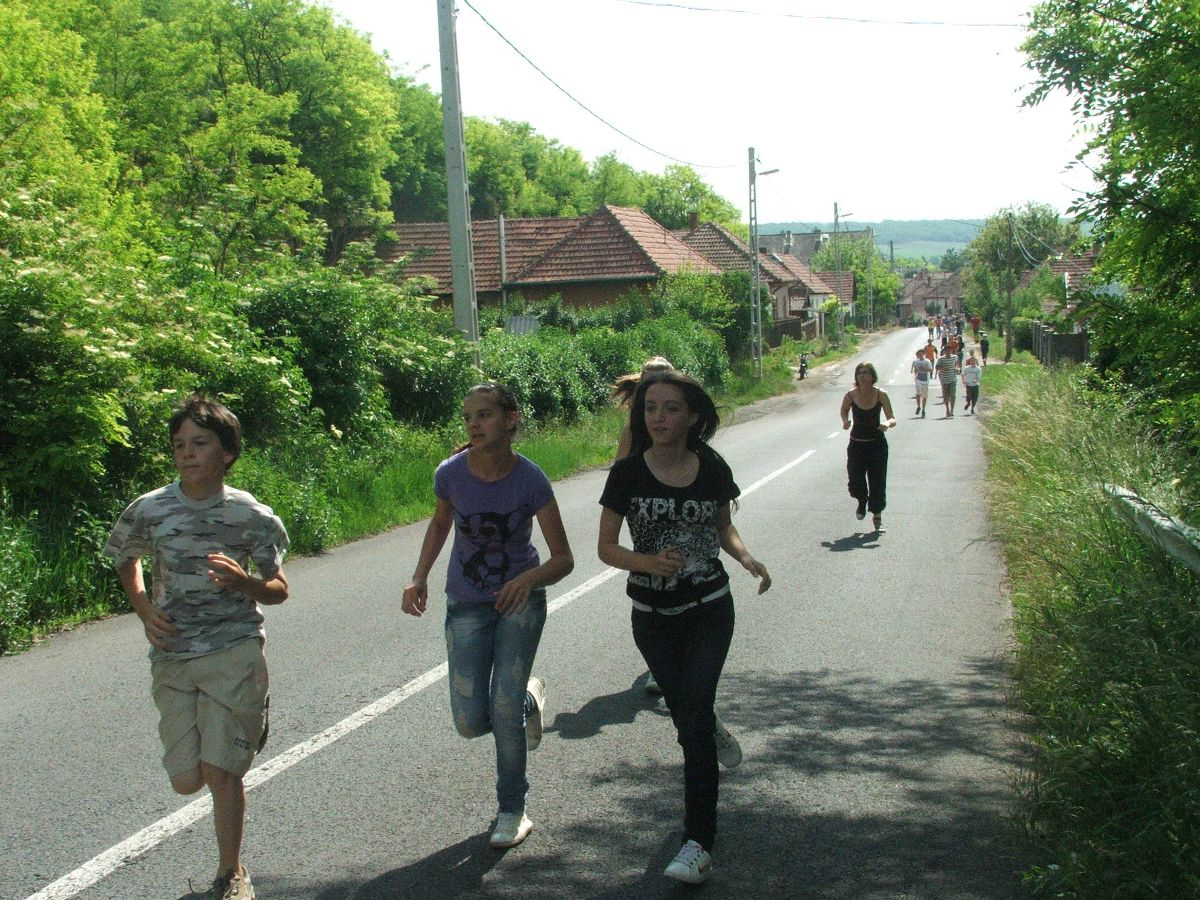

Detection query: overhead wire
xmin=459 ymin=0 xmax=738 ymax=170
xmin=615 ymin=0 xmax=1023 ymax=28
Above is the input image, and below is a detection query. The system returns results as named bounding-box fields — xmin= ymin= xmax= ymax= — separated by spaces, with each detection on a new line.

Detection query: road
xmin=1 ymin=326 xmax=1025 ymax=899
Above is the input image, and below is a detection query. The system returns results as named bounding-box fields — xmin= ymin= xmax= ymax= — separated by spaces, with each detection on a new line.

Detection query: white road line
xmin=828 ymin=431 xmax=840 ymax=439
xmin=26 ymin=446 xmax=819 ymax=899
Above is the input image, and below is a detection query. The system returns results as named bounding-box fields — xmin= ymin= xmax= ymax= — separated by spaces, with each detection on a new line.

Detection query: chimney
xmin=687 ymin=211 xmax=699 ymax=231
xmin=784 ymin=230 xmax=793 ymax=253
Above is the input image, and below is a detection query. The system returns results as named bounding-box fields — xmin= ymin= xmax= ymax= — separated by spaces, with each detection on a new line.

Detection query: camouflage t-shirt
xmin=104 ymin=481 xmax=289 ymax=660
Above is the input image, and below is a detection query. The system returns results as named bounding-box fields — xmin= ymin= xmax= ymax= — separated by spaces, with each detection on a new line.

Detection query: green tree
xmin=588 ymin=152 xmax=645 ymax=209
xmin=386 ymin=76 xmax=446 ymax=223
xmin=1024 ymin=0 xmax=1200 ymax=445
xmin=643 ymin=164 xmax=740 ymax=230
xmin=811 ymin=234 xmax=903 ymax=328
xmin=939 ymin=247 xmax=965 ymax=272
xmin=964 ymin=203 xmax=1078 ymax=360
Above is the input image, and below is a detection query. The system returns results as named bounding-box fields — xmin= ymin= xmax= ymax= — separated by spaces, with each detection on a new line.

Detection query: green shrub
xmin=1011 ymin=316 xmax=1036 ymax=352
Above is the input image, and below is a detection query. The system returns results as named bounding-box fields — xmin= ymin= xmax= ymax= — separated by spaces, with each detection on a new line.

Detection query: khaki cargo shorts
xmin=151 ymin=638 xmax=269 ymax=778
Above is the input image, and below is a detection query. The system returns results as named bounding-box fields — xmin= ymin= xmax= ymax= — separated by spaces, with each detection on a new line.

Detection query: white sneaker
xmin=714 ymin=714 xmax=742 ymax=768
xmin=526 ymin=676 xmax=546 ymax=751
xmin=664 ymin=839 xmax=712 ymax=883
xmin=490 ymin=811 xmax=533 ymax=848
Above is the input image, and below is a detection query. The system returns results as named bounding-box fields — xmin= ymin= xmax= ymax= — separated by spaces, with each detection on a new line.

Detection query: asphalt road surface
xmin=1 ymin=326 xmax=1025 ymax=899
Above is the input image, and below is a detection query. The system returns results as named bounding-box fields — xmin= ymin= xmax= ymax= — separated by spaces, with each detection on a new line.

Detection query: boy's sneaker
xmin=526 ymin=676 xmax=546 ymax=751
xmin=855 ymin=499 xmax=867 ymax=520
xmin=714 ymin=715 xmax=742 ymax=768
xmin=644 ymin=671 xmax=662 ymax=696
xmin=210 ymin=867 xmax=254 ymax=900
xmin=490 ymin=811 xmax=533 ymax=849
xmin=664 ymin=839 xmax=712 ymax=884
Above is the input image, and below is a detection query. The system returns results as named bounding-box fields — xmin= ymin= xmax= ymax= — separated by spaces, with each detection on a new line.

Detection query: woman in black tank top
xmin=839 ymin=362 xmax=897 ymax=530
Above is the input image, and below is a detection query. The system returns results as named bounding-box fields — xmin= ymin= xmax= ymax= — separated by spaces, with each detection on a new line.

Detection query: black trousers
xmin=632 ymin=594 xmax=734 ymax=851
xmin=847 ymin=437 xmax=888 ymax=514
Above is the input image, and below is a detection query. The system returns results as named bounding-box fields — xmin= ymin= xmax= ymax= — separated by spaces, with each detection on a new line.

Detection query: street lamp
xmin=748 ymin=148 xmax=779 ymax=379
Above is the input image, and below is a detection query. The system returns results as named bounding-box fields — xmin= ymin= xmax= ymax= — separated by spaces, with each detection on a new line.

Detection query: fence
xmin=1032 ymin=321 xmax=1088 ymax=365
xmin=766 ymin=316 xmax=817 ymax=347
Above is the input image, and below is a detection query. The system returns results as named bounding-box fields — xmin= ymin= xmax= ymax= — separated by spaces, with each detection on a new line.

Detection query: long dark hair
xmin=451 ymin=381 xmax=520 ymax=455
xmin=627 ymin=370 xmax=720 ymax=457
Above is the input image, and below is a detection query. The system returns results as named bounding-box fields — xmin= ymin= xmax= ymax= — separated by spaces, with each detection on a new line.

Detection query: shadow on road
xmin=548 ymin=676 xmax=668 ymax=741
xmin=295 ymin=658 xmax=1029 ymax=899
xmin=820 ymin=531 xmax=883 ymax=552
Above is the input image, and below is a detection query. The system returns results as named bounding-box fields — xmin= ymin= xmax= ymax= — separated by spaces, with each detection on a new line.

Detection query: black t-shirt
xmin=599 ymin=449 xmax=739 ymax=609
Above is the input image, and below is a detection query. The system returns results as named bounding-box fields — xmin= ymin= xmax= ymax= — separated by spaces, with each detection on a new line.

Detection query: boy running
xmin=105 ymin=396 xmax=289 ymax=900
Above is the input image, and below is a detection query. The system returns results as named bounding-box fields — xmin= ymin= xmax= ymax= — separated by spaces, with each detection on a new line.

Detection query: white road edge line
xmin=26 ymin=447 xmax=817 ymax=900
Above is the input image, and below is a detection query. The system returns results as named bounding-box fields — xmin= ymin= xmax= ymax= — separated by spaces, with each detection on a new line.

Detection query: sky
xmin=322 ymin=0 xmax=1095 ymax=226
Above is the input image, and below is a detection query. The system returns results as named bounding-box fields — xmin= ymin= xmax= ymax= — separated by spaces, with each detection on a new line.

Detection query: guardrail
xmin=1103 ymin=484 xmax=1200 ymax=575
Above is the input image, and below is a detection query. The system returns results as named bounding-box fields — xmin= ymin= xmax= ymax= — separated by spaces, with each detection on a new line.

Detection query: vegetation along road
xmin=1 ymin=327 xmax=1025 ymax=899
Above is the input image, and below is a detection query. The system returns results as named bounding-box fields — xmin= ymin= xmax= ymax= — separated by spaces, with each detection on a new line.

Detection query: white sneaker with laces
xmin=490 ymin=811 xmax=533 ymax=848
xmin=714 ymin=714 xmax=742 ymax=768
xmin=664 ymin=839 xmax=712 ymax=883
xmin=526 ymin=676 xmax=546 ymax=751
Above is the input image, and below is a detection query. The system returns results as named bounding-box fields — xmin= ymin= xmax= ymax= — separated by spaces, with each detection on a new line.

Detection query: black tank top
xmin=850 ymin=398 xmax=883 ymax=441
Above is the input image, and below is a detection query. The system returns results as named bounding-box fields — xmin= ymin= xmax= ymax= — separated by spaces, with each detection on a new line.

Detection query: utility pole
xmin=747 ymin=149 xmax=777 ymax=378
xmin=437 ymin=0 xmax=479 ymax=353
xmin=748 ymin=148 xmax=762 ymax=378
xmin=833 ymin=203 xmax=843 ymax=342
xmin=866 ymin=227 xmax=874 ymax=331
xmin=1005 ymin=211 xmax=1015 ymax=362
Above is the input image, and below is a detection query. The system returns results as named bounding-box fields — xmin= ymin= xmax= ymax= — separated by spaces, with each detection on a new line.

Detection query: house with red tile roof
xmin=379 ymin=205 xmax=716 ymax=307
xmin=815 ymin=269 xmax=858 ymax=317
xmin=902 ymin=271 xmax=964 ymax=320
xmin=765 ymin=250 xmax=835 ymax=325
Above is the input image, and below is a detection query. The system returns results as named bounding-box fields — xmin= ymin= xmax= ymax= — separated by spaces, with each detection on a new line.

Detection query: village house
xmin=379 ymin=205 xmax=716 ymax=308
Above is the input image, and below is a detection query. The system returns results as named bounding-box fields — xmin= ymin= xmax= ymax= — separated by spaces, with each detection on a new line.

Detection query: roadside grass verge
xmin=2 ymin=342 xmax=808 ymax=653
xmin=983 ymin=361 xmax=1200 ymax=895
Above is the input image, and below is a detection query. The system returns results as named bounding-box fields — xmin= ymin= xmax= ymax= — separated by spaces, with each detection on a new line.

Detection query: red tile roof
xmin=380 ymin=217 xmax=583 ymax=295
xmin=379 ymin=206 xmax=716 ymax=294
xmin=679 ymin=223 xmax=794 ymax=284
xmin=815 ymin=270 xmax=856 ymax=303
xmin=766 ymin=252 xmax=835 ymax=294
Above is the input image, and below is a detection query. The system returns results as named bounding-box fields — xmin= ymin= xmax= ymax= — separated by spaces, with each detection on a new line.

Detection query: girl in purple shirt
xmin=403 ymin=382 xmax=574 ymax=849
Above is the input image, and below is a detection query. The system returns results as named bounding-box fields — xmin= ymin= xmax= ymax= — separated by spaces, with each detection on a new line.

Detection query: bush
xmin=1011 ymin=316 xmax=1036 ymax=353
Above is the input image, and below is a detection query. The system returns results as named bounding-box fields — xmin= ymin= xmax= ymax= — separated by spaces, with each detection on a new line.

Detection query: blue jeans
xmin=632 ymin=593 xmax=734 ymax=851
xmin=444 ymin=590 xmax=546 ymax=814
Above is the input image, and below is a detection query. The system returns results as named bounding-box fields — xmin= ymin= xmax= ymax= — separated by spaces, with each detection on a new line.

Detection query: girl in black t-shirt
xmin=598 ymin=370 xmax=770 ymax=885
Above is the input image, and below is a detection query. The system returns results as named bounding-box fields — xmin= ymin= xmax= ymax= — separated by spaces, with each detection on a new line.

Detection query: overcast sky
xmin=322 ymin=0 xmax=1094 ymax=226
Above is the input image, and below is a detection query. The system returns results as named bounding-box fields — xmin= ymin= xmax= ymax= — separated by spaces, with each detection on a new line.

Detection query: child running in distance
xmin=104 ymin=395 xmax=289 ymax=900
xmin=598 ymin=370 xmax=771 ymax=884
xmin=402 ymin=382 xmax=574 ymax=849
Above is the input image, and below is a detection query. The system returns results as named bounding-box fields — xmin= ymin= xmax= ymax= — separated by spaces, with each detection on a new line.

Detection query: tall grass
xmin=983 ymin=362 xmax=1200 ymax=895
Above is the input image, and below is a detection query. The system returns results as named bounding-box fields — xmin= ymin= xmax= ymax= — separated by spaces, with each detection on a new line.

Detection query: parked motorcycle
xmin=798 ymin=352 xmax=810 ymax=380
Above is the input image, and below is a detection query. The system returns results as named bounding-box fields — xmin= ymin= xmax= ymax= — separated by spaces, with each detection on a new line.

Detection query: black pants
xmin=632 ymin=594 xmax=734 ymax=851
xmin=847 ymin=437 xmax=888 ymax=514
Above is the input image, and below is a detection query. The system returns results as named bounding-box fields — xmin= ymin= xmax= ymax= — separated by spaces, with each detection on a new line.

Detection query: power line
xmin=616 ymin=0 xmax=1023 ymax=28
xmin=460 ymin=0 xmax=738 ymax=170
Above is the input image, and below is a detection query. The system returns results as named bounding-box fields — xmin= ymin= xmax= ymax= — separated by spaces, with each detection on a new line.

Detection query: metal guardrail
xmin=1103 ymin=484 xmax=1200 ymax=575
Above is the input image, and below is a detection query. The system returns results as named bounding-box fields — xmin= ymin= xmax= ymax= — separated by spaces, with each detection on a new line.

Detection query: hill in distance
xmin=760 ymin=219 xmax=984 ymax=261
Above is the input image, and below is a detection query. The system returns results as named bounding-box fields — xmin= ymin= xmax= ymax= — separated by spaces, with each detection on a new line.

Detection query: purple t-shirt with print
xmin=435 ymin=451 xmax=554 ymax=604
